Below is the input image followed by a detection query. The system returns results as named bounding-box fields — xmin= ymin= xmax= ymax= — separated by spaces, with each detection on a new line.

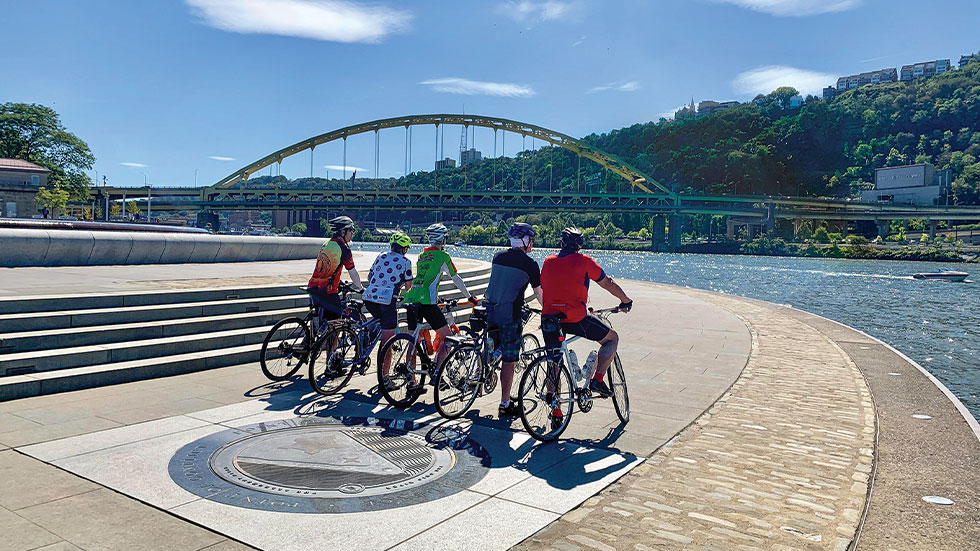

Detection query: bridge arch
xmin=213 ymin=114 xmax=673 ymax=198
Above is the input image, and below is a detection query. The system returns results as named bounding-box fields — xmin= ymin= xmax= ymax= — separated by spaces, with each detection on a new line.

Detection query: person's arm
xmin=347 ymin=268 xmax=364 ymax=290
xmin=596 ymin=277 xmax=632 ymax=311
xmin=532 ymin=285 xmax=543 ymax=306
xmin=444 ymin=255 xmax=475 ymax=300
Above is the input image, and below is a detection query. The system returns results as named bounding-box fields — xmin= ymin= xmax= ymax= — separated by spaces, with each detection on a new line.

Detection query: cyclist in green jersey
xmin=402 ymin=223 xmax=476 ymax=378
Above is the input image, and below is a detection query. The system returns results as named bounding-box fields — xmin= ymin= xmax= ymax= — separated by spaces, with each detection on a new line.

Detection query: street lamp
xmin=141 ymin=172 xmax=150 ymax=222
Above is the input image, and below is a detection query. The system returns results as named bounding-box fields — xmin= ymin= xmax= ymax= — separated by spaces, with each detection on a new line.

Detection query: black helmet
xmin=507 ymin=222 xmax=536 ymax=239
xmin=329 ymin=216 xmax=355 ymax=235
xmin=560 ymin=227 xmax=584 ymax=249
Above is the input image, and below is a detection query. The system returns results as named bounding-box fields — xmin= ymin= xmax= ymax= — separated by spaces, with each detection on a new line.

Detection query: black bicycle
xmin=307 ymin=291 xmax=388 ymax=396
xmin=259 ymin=282 xmax=358 ymax=381
xmin=433 ymin=304 xmax=502 ymax=419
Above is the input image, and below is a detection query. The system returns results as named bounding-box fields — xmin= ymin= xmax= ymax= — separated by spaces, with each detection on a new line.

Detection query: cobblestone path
xmin=515 ymin=288 xmax=876 ymax=551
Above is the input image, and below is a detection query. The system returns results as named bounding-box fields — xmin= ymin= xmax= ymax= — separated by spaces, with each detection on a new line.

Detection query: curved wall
xmin=0 ymin=229 xmax=325 ymax=267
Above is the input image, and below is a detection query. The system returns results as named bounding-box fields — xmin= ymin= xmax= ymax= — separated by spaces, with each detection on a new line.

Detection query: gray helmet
xmin=425 ymin=223 xmax=449 ymax=245
xmin=560 ymin=227 xmax=585 ymax=249
xmin=507 ymin=222 xmax=536 ymax=239
xmin=329 ymin=216 xmax=355 ymax=235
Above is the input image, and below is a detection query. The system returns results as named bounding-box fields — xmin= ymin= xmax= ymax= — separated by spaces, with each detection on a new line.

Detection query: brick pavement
xmin=515 ymin=287 xmax=876 ymax=551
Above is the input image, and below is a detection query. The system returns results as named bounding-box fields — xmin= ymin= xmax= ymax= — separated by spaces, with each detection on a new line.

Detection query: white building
xmin=861 ymin=164 xmax=945 ymax=206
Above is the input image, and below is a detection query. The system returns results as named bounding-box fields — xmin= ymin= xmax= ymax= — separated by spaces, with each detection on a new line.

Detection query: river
xmin=353 ymin=242 xmax=979 ymax=420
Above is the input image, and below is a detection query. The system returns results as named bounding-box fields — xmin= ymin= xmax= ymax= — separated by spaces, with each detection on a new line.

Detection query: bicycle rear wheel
xmin=377 ymin=333 xmax=426 ymax=409
xmin=517 ymin=333 xmax=540 ymax=377
xmin=608 ymin=354 xmax=629 ymax=423
xmin=434 ymin=344 xmax=483 ymax=419
xmin=518 ymin=355 xmax=574 ymax=442
xmin=260 ymin=317 xmax=310 ymax=381
xmin=309 ymin=326 xmax=359 ymax=395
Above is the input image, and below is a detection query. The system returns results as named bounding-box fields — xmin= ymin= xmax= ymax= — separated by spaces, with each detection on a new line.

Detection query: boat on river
xmin=911 ymin=269 xmax=968 ymax=282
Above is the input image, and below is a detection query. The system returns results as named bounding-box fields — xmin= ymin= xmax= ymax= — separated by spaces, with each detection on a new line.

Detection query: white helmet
xmin=425 ymin=223 xmax=449 ymax=245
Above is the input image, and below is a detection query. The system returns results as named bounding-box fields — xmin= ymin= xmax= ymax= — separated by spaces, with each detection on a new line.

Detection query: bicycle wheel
xmin=518 ymin=355 xmax=574 ymax=442
xmin=434 ymin=344 xmax=483 ymax=419
xmin=608 ymin=354 xmax=629 ymax=423
xmin=260 ymin=317 xmax=310 ymax=381
xmin=517 ymin=333 xmax=541 ymax=377
xmin=309 ymin=326 xmax=359 ymax=395
xmin=377 ymin=333 xmax=426 ymax=409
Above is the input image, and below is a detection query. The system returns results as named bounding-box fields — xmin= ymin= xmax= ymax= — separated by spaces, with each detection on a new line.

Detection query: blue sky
xmin=3 ymin=0 xmax=978 ymax=188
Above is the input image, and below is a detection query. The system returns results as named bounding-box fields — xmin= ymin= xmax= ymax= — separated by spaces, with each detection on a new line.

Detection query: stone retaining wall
xmin=0 ymin=229 xmax=325 ymax=267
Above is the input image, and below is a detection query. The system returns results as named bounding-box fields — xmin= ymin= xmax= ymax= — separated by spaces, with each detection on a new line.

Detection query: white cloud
xmin=732 ymin=65 xmax=836 ymax=97
xmin=420 ymin=77 xmax=535 ymax=97
xmin=587 ymin=81 xmax=640 ymax=94
xmin=185 ymin=0 xmax=412 ymax=43
xmin=496 ymin=1 xmax=578 ymax=23
xmin=324 ymin=165 xmax=367 ymax=173
xmin=713 ymin=0 xmax=861 ymax=17
xmin=209 ymin=155 xmax=236 ymax=161
xmin=120 ymin=162 xmax=148 ymax=167
xmin=571 ymin=35 xmax=585 ymax=47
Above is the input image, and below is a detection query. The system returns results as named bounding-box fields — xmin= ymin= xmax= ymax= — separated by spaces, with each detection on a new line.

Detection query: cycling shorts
xmin=308 ymin=288 xmax=342 ymax=323
xmin=542 ymin=314 xmax=610 ymax=349
xmin=364 ymin=299 xmax=398 ymax=331
xmin=406 ymin=303 xmax=448 ymax=331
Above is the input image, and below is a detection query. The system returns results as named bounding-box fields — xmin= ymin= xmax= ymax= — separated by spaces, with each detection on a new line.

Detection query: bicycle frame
xmin=397 ymin=301 xmax=471 ymax=377
xmin=524 ymin=307 xmax=618 ymax=395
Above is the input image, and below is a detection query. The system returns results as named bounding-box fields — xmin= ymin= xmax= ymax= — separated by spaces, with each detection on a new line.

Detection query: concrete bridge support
xmin=668 ymin=213 xmax=682 ymax=251
xmin=876 ymin=220 xmax=891 ymax=238
xmin=651 ymin=215 xmax=667 ymax=251
xmin=929 ymin=220 xmax=938 ymax=240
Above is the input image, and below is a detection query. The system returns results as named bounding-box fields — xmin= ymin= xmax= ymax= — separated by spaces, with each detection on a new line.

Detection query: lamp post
xmin=194 ymin=168 xmax=198 ymax=187
xmin=141 ymin=173 xmax=150 ymax=222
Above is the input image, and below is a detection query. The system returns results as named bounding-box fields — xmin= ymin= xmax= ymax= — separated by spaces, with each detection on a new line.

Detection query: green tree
xmin=0 ymin=103 xmax=95 ymax=201
xmin=812 ymin=226 xmax=830 ymax=243
xmin=35 ymin=185 xmax=70 ymax=217
xmin=109 ymin=202 xmax=122 ymax=217
xmin=126 ymin=201 xmax=141 ymax=217
xmin=291 ymin=222 xmax=308 ymax=235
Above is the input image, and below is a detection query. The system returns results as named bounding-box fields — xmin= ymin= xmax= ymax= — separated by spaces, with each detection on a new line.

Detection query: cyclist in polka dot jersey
xmin=363 ymin=232 xmax=414 ymax=379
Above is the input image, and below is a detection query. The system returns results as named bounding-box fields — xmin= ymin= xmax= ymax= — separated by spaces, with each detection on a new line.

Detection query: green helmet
xmin=390 ymin=231 xmax=412 ymax=248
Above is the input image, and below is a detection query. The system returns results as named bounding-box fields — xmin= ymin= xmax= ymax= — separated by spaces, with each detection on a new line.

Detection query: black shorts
xmin=364 ymin=299 xmax=398 ymax=331
xmin=308 ymin=289 xmax=342 ymax=322
xmin=406 ymin=303 xmax=448 ymax=331
xmin=542 ymin=314 xmax=610 ymax=349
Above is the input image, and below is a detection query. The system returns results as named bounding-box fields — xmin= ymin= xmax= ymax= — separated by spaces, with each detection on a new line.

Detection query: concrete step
xmin=0 ymin=307 xmax=307 ymax=354
xmin=0 ymin=294 xmax=310 ymax=333
xmin=0 ymin=283 xmax=307 ymax=315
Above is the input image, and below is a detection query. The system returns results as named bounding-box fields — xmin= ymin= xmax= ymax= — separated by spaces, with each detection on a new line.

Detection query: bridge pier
xmin=876 ymin=220 xmax=891 ymax=238
xmin=651 ymin=215 xmax=667 ymax=251
xmin=928 ymin=220 xmax=938 ymax=240
xmin=668 ymin=213 xmax=682 ymax=251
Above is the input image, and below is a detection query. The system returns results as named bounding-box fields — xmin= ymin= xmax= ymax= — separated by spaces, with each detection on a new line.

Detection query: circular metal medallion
xmin=169 ymin=416 xmax=489 ymax=513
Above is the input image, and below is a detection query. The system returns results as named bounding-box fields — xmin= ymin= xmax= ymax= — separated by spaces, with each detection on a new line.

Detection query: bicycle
xmin=433 ymin=304 xmax=504 ymax=419
xmin=258 ymin=281 xmax=360 ymax=381
xmin=517 ymin=306 xmax=630 ymax=442
xmin=308 ymin=291 xmax=390 ymax=396
xmin=376 ymin=299 xmax=475 ymax=409
xmin=517 ymin=305 xmax=541 ymax=378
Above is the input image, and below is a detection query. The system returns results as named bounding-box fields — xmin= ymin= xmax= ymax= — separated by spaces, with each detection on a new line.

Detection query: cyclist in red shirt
xmin=308 ymin=216 xmax=364 ymax=324
xmin=540 ymin=227 xmax=632 ymax=398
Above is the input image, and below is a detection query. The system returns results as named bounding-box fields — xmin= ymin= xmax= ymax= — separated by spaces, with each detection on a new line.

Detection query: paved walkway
xmin=516 ymin=285 xmax=875 ymax=551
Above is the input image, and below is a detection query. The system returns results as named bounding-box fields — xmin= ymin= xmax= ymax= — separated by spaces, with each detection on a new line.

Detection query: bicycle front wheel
xmin=518 ymin=355 xmax=574 ymax=442
xmin=260 ymin=317 xmax=310 ymax=381
xmin=377 ymin=333 xmax=425 ymax=409
xmin=608 ymin=354 xmax=629 ymax=423
xmin=434 ymin=344 xmax=483 ymax=419
xmin=517 ymin=333 xmax=540 ymax=377
xmin=309 ymin=326 xmax=358 ymax=395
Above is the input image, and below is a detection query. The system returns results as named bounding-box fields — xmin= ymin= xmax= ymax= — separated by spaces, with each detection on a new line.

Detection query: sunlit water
xmin=353 ymin=242 xmax=979 ymax=420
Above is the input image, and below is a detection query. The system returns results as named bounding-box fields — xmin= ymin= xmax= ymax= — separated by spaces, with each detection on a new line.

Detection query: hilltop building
xmin=696 ymin=100 xmax=739 ymax=117
xmin=861 ymin=163 xmax=947 ymax=206
xmin=836 ymin=68 xmax=898 ymax=91
xmin=823 ymin=86 xmax=840 ymax=101
xmin=0 ymin=158 xmax=50 ymax=218
xmin=459 ymin=148 xmax=482 ymax=167
xmin=435 ymin=158 xmax=457 ymax=170
xmin=961 ymin=54 xmax=978 ymax=69
xmin=900 ymin=59 xmax=950 ymax=81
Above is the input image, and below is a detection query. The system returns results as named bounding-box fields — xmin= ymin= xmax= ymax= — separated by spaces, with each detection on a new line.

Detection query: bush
xmin=812 ymin=226 xmax=830 ymax=243
xmin=827 ymin=232 xmax=843 ymax=242
xmin=845 ymin=235 xmax=869 ymax=245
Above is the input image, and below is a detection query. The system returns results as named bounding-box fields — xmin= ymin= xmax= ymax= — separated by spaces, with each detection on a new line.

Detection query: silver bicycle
xmin=517 ymin=307 xmax=629 ymax=442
